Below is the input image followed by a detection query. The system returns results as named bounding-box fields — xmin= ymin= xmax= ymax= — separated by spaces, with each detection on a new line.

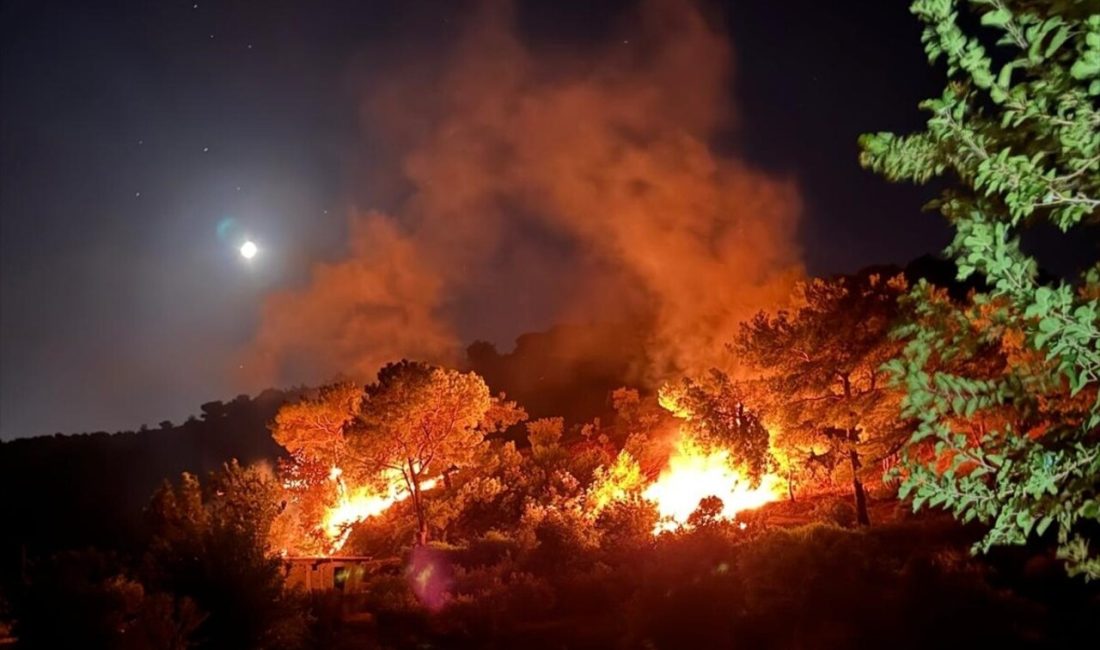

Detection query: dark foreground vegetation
xmin=367 ymin=516 xmax=1097 ymax=649
xmin=5 ymin=488 xmax=1099 ymax=649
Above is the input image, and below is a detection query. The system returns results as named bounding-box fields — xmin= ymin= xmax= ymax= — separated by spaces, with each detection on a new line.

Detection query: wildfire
xmin=587 ymin=450 xmax=645 ymax=515
xmin=643 ymin=434 xmax=782 ymax=532
xmin=320 ymin=466 xmax=437 ymax=553
xmin=283 ymin=434 xmax=781 ymax=555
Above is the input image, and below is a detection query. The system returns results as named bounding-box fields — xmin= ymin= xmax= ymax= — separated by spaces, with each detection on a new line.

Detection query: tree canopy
xmin=734 ymin=272 xmax=911 ymax=525
xmin=271 ymin=382 xmax=363 ymax=471
xmin=658 ymin=370 xmax=772 ymax=482
xmin=347 ymin=361 xmax=513 ymax=545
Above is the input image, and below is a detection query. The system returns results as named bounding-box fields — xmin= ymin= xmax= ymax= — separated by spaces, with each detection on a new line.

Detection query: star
xmin=202 ymin=147 xmax=209 ymax=152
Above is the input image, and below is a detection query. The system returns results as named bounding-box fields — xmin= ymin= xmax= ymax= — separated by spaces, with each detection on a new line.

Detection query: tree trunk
xmin=408 ymin=459 xmax=429 ymax=546
xmin=787 ymin=466 xmax=795 ymax=502
xmin=841 ymin=374 xmax=870 ymax=527
xmin=847 ymin=429 xmax=870 ymax=526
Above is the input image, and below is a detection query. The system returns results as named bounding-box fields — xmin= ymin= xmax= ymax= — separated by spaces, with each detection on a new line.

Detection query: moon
xmin=239 ymin=240 xmax=258 ymax=259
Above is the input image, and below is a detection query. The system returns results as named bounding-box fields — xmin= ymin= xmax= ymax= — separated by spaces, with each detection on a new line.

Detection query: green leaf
xmin=1071 ymin=57 xmax=1100 ymax=80
xmin=1045 ymin=26 xmax=1070 ymax=57
xmin=980 ymin=9 xmax=1011 ymax=29
xmin=865 ymin=0 xmax=1100 ymax=582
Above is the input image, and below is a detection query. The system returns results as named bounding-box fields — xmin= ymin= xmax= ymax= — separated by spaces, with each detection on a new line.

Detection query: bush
xmin=812 ymin=497 xmax=857 ymax=528
xmin=524 ymin=508 xmax=597 ymax=571
xmin=360 ymin=573 xmax=419 ymax=614
xmin=453 ymin=531 xmax=522 ymax=567
xmin=143 ymin=463 xmax=308 ymax=649
xmin=437 ymin=563 xmax=555 ymax=641
xmin=14 ymin=550 xmax=202 ymax=650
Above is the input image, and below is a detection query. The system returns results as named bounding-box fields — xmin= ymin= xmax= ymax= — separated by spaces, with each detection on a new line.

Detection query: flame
xmin=643 ymin=434 xmax=781 ymax=533
xmin=321 ymin=466 xmax=438 ymax=553
xmin=587 ymin=450 xmax=646 ymax=515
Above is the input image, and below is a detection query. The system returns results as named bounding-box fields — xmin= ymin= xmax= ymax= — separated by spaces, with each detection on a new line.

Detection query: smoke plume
xmin=248 ymin=0 xmax=802 ymax=388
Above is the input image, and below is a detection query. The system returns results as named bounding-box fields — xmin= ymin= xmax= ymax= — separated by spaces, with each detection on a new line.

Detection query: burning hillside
xmin=268 ymin=367 xmax=785 ymax=558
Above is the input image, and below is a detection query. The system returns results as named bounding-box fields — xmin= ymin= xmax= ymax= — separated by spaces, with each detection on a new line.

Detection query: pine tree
xmin=733 ymin=272 xmax=911 ymax=525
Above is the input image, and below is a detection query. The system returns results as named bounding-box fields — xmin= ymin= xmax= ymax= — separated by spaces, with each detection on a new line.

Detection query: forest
xmin=2 ymin=252 xmax=1096 ymax=648
xmin=1 ymin=0 xmax=1098 ymax=648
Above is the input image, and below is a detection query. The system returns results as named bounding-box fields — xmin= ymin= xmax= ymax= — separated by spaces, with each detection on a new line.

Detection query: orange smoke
xmin=247 ymin=0 xmax=801 ymax=387
xmin=249 ymin=216 xmax=457 ymax=385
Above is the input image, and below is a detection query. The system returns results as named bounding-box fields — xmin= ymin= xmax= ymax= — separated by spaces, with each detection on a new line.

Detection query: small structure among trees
xmin=282 ymin=556 xmax=389 ymax=593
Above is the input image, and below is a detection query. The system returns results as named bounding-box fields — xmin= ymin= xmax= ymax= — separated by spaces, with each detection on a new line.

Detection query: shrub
xmin=14 ymin=550 xmax=202 ymax=650
xmin=595 ymin=498 xmax=658 ymax=552
xmin=812 ymin=497 xmax=858 ymax=528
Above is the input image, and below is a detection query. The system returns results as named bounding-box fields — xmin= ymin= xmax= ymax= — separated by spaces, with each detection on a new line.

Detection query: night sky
xmin=1 ymin=1 xmax=955 ymax=439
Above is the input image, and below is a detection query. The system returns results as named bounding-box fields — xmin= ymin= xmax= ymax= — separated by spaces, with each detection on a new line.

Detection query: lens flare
xmin=240 ymin=240 xmax=259 ymax=259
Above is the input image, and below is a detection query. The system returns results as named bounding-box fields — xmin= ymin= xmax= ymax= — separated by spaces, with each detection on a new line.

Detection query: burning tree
xmin=658 ymin=370 xmax=772 ymax=481
xmin=347 ymin=361 xmax=522 ymax=546
xmin=269 ymin=363 xmax=524 ymax=553
xmin=271 ymin=382 xmax=362 ymax=471
xmin=641 ymin=435 xmax=781 ymax=533
xmin=587 ymin=450 xmax=646 ymax=516
xmin=269 ymin=382 xmax=364 ymax=554
xmin=579 ymin=377 xmax=782 ymax=533
xmin=734 ymin=272 xmax=911 ymax=525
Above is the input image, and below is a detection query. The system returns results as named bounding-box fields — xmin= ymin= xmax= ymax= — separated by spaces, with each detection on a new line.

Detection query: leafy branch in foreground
xmin=860 ymin=0 xmax=1099 ymax=579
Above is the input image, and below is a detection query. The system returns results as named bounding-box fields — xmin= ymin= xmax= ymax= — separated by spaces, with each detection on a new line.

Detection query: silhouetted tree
xmin=735 ymin=272 xmax=911 ymax=525
xmin=143 ymin=461 xmax=306 ymax=649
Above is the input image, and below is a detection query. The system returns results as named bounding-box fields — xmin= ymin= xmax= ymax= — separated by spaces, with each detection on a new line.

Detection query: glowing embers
xmin=643 ymin=434 xmax=781 ymax=533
